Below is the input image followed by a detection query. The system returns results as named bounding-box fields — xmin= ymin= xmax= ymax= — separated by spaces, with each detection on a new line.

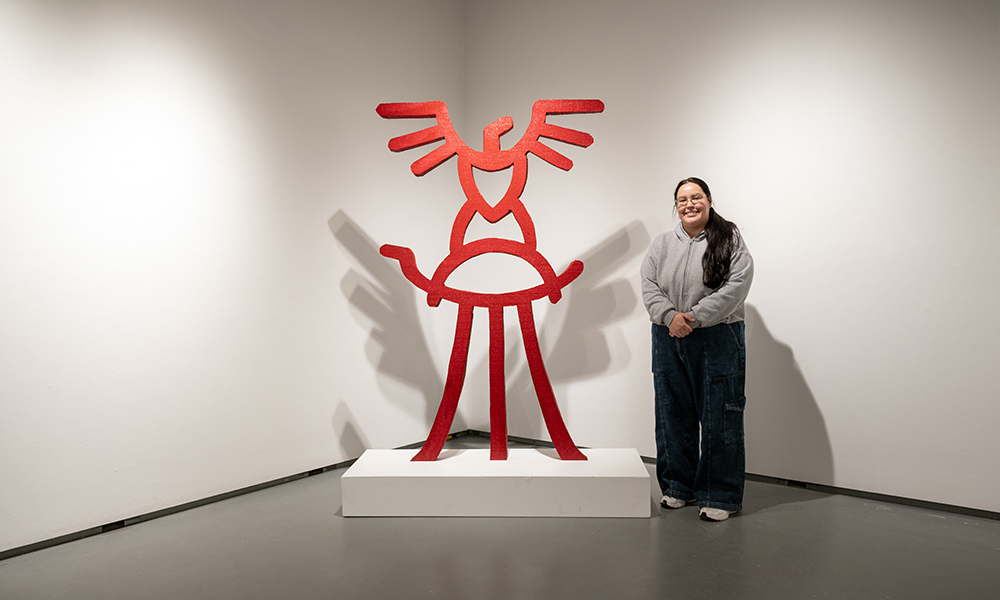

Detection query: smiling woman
xmin=675 ymin=178 xmax=742 ymax=291
xmin=640 ymin=177 xmax=754 ymax=522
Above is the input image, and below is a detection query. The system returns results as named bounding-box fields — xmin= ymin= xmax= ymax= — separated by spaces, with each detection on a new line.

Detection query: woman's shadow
xmin=742 ymin=304 xmax=835 ymax=512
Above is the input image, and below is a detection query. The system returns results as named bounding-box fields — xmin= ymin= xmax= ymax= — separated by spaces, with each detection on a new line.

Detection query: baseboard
xmin=741 ymin=473 xmax=1000 ymax=522
xmin=3 ymin=429 xmax=996 ymax=561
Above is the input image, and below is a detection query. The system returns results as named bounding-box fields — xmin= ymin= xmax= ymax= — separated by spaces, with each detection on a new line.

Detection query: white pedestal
xmin=341 ymin=448 xmax=651 ymax=518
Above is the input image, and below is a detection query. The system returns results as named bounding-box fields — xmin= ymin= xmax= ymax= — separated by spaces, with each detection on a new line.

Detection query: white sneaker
xmin=699 ymin=507 xmax=732 ymax=521
xmin=660 ymin=496 xmax=692 ymax=509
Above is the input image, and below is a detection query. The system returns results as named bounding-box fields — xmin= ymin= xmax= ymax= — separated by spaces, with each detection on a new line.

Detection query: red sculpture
xmin=377 ymin=99 xmax=604 ymax=461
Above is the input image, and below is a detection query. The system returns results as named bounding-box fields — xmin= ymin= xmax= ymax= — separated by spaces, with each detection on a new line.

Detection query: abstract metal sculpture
xmin=377 ymin=99 xmax=604 ymax=461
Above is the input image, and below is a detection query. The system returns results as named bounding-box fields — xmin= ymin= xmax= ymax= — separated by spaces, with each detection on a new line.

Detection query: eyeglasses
xmin=676 ymin=194 xmax=706 ymax=208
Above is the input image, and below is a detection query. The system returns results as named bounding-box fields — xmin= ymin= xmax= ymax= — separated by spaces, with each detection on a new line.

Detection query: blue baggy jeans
xmin=652 ymin=321 xmax=746 ymax=512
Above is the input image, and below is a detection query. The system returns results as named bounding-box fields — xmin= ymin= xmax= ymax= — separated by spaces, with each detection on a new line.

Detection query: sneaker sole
xmin=699 ymin=510 xmax=730 ymax=522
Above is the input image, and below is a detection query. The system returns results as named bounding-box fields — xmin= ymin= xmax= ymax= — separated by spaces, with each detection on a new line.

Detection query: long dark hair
xmin=674 ymin=177 xmax=742 ymax=289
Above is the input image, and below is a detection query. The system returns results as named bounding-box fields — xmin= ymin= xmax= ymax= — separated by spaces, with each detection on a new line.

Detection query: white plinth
xmin=341 ymin=448 xmax=650 ymax=518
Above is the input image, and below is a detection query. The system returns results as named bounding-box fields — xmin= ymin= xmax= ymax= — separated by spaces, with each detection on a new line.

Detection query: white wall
xmin=463 ymin=0 xmax=1000 ymax=512
xmin=2 ymin=0 xmax=999 ymax=553
xmin=0 ymin=0 xmax=467 ymax=553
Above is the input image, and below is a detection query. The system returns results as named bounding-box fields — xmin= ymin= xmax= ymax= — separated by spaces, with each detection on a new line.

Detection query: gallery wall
xmin=0 ymin=0 xmax=468 ymax=553
xmin=460 ymin=0 xmax=1000 ymax=512
xmin=2 ymin=0 xmax=999 ymax=553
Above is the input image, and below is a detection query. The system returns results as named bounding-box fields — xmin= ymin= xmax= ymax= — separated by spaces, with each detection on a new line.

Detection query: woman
xmin=640 ymin=177 xmax=753 ymax=521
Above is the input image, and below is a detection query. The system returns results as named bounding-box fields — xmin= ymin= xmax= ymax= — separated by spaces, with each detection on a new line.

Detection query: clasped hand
xmin=669 ymin=312 xmax=695 ymax=338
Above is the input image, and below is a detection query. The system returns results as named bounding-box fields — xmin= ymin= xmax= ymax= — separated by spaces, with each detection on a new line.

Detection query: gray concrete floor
xmin=2 ymin=438 xmax=999 ymax=600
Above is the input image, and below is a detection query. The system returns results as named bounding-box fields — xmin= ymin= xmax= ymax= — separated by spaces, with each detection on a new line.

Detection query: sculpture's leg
xmin=412 ymin=303 xmax=474 ymax=461
xmin=517 ymin=303 xmax=587 ymax=460
xmin=489 ymin=305 xmax=508 ymax=460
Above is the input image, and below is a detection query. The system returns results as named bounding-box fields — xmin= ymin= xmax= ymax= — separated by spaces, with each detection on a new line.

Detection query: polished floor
xmin=2 ymin=438 xmax=999 ymax=600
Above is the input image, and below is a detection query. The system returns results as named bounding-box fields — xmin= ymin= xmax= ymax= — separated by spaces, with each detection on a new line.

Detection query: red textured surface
xmin=377 ymin=99 xmax=603 ymax=461
xmin=488 ymin=306 xmax=507 ymax=461
xmin=410 ymin=304 xmax=473 ymax=462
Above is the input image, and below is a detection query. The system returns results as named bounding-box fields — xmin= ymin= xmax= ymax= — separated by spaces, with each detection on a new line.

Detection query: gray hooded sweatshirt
xmin=640 ymin=222 xmax=754 ymax=329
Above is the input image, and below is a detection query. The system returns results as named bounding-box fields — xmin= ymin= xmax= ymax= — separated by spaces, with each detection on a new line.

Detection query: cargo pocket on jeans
xmin=710 ymin=373 xmax=745 ymax=445
xmin=724 ymin=396 xmax=746 ymax=445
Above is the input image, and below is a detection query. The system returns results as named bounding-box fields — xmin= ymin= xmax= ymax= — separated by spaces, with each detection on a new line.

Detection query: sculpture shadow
xmin=501 ymin=221 xmax=652 ymax=439
xmin=329 ymin=210 xmax=450 ymax=428
xmin=332 ymin=401 xmax=371 ymax=459
xmin=743 ymin=304 xmax=835 ymax=512
xmin=331 ymin=211 xmax=649 ymax=447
